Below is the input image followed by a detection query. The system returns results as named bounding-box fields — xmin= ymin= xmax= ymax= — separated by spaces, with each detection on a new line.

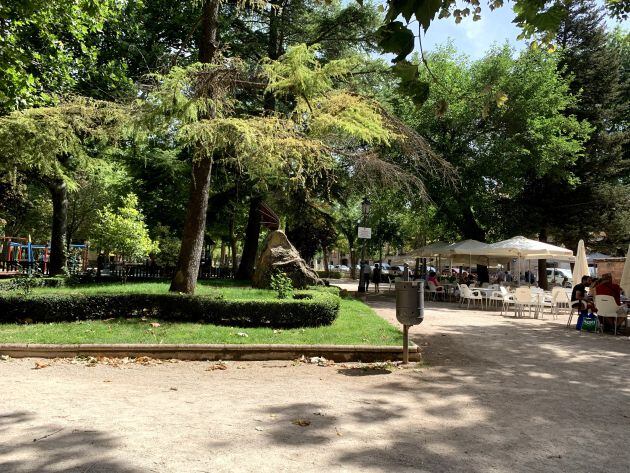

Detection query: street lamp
xmin=357 ymin=197 xmax=371 ymax=293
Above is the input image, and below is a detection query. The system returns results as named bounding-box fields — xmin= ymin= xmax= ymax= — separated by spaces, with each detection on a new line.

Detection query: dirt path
xmin=1 ymin=299 xmax=629 ymax=473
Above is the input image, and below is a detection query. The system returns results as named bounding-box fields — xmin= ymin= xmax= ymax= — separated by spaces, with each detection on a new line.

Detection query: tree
xmin=394 ymin=44 xmax=590 ymax=244
xmin=546 ymin=0 xmax=629 ymax=252
xmin=0 ymin=0 xmax=133 ymax=113
xmin=92 ymin=193 xmax=158 ymax=265
xmin=0 ymin=98 xmax=128 ymax=274
xmin=151 ymin=43 xmax=399 ymax=293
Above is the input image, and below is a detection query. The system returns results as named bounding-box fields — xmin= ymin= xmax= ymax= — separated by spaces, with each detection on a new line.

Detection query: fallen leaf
xmin=170 ymin=387 xmax=178 ymax=391
xmin=150 ymin=322 xmax=161 ymax=328
xmin=335 ymin=427 xmax=342 ymax=437
xmin=103 ymin=380 xmax=112 ymax=383
xmin=292 ymin=418 xmax=311 ymax=427
xmin=206 ymin=362 xmax=228 ymax=371
xmin=33 ymin=361 xmax=50 ymax=370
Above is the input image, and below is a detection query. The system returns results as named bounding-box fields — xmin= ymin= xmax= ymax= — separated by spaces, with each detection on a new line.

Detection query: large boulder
xmin=252 ymin=230 xmax=320 ymax=289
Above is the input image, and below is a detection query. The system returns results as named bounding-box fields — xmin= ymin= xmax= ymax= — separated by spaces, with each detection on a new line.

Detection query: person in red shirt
xmin=595 ymin=273 xmax=622 ymax=305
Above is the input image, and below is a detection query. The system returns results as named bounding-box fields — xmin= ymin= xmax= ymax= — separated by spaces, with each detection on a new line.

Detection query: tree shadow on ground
xmin=0 ymin=410 xmax=140 ymax=473
xmin=259 ymin=308 xmax=630 ymax=472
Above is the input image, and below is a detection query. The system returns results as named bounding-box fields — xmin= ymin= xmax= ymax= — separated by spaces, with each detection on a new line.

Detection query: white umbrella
xmin=408 ymin=241 xmax=450 ymax=258
xmin=621 ymin=244 xmax=630 ymax=296
xmin=572 ymin=240 xmax=589 ymax=283
xmin=467 ymin=236 xmax=574 ymax=285
xmin=468 ymin=236 xmax=574 ymax=259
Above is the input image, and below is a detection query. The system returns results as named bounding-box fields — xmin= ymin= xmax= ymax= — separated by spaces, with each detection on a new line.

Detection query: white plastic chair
xmin=427 ymin=281 xmax=445 ymax=301
xmin=513 ymin=287 xmax=534 ymax=318
xmin=551 ymin=287 xmax=570 ymax=320
xmin=461 ymin=285 xmax=484 ymax=309
xmin=487 ymin=289 xmax=504 ymax=309
xmin=594 ymin=295 xmax=628 ymax=335
xmin=499 ymin=286 xmax=515 ymax=316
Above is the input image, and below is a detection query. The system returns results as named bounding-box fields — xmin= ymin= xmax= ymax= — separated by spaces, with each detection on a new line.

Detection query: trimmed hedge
xmin=0 ymin=290 xmax=340 ymax=328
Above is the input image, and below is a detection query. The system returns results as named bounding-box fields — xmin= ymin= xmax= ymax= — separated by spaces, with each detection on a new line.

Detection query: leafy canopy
xmin=93 ymin=193 xmax=159 ymax=263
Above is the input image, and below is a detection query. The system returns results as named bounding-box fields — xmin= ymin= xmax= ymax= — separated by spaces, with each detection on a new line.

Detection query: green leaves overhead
xmin=392 ymin=61 xmax=430 ymax=106
xmin=376 ymin=21 xmax=415 ymax=63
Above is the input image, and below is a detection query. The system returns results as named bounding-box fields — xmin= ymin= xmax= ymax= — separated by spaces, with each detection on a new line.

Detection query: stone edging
xmin=0 ymin=343 xmax=420 ymax=362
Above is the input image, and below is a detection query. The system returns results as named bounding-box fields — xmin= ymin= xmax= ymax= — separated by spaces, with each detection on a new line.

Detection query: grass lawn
xmin=0 ymin=281 xmax=402 ymax=346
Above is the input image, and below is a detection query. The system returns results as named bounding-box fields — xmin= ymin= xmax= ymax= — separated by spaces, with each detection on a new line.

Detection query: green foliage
xmin=0 ymin=0 xmax=133 ymax=113
xmin=270 ymin=271 xmax=294 ymax=299
xmin=391 ymin=43 xmax=591 ymax=241
xmin=5 ymin=273 xmax=42 ymax=295
xmin=153 ymin=224 xmax=181 ymax=268
xmin=0 ymin=98 xmax=129 ymax=187
xmin=0 ymin=290 xmax=341 ymax=328
xmin=92 ymin=193 xmax=158 ymax=263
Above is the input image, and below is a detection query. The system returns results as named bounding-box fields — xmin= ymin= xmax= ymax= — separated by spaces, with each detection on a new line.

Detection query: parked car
xmin=547 ymin=268 xmax=572 ymax=285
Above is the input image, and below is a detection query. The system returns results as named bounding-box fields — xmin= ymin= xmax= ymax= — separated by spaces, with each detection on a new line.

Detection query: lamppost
xmin=357 ymin=197 xmax=371 ymax=293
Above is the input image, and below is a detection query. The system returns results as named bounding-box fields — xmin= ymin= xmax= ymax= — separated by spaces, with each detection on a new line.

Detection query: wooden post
xmin=402 ymin=324 xmax=409 ymax=364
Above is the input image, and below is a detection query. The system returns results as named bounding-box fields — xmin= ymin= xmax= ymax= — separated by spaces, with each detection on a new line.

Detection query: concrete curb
xmin=0 ymin=343 xmax=420 ymax=362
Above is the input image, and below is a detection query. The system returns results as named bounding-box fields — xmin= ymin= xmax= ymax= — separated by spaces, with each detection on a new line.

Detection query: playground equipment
xmin=0 ymin=236 xmax=89 ymax=275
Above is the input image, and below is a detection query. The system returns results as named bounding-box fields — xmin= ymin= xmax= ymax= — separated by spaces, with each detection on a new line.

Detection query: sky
xmin=398 ymin=1 xmax=627 ymax=60
xmin=418 ymin=6 xmax=525 ymax=59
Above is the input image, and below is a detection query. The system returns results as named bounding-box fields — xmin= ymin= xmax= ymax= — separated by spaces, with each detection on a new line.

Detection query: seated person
xmin=595 ymin=273 xmax=621 ymax=305
xmin=427 ymin=270 xmax=442 ymax=288
xmin=571 ymin=276 xmax=595 ymax=324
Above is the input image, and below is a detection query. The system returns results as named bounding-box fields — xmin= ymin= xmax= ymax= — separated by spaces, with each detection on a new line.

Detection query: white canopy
xmin=408 ymin=241 xmax=450 ymax=258
xmin=621 ymin=244 xmax=630 ymax=296
xmin=468 ymin=236 xmax=574 ymax=260
xmin=572 ymin=240 xmax=589 ymax=282
xmin=444 ymin=239 xmax=490 ymax=256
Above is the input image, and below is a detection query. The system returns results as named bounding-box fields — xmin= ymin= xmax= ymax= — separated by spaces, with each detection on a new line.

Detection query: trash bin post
xmin=395 ymin=280 xmax=425 ymax=364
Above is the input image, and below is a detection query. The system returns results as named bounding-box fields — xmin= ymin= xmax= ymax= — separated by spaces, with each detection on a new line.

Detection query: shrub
xmin=270 ymin=271 xmax=293 ymax=299
xmin=0 ymin=290 xmax=340 ymax=328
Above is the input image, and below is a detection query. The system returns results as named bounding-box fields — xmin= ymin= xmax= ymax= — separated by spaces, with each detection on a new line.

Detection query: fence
xmin=0 ymin=261 xmax=233 ymax=280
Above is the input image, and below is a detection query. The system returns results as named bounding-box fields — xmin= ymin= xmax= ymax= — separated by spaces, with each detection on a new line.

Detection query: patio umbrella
xmin=621 ymin=244 xmax=630 ymax=296
xmin=572 ymin=240 xmax=589 ymax=283
xmin=444 ymin=239 xmax=491 ymax=272
xmin=467 ymin=236 xmax=574 ymax=284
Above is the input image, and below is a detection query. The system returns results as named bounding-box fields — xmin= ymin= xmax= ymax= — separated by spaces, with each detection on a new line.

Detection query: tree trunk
xmin=47 ymin=179 xmax=68 ymax=276
xmin=322 ymin=246 xmax=329 ymax=277
xmin=235 ymin=196 xmax=262 ymax=280
xmin=169 ymin=0 xmax=220 ymax=294
xmin=349 ymin=247 xmax=356 ymax=279
xmin=229 ymin=217 xmax=238 ymax=272
xmin=538 ymin=228 xmax=548 ymax=290
xmin=170 ymin=159 xmax=214 ymax=293
xmin=220 ymin=241 xmax=226 ymax=266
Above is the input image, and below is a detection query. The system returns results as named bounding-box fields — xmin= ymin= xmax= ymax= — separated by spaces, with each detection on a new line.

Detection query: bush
xmin=0 ymin=290 xmax=340 ymax=328
xmin=0 ymin=276 xmax=67 ymax=292
xmin=270 ymin=271 xmax=293 ymax=299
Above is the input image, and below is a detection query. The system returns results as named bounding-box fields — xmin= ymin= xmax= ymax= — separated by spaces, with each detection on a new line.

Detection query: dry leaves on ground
xmin=291 ymin=418 xmax=311 ymax=427
xmin=33 ymin=361 xmax=50 ymax=370
xmin=206 ymin=362 xmax=228 ymax=371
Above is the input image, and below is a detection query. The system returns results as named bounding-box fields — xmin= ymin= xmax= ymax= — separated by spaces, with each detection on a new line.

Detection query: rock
xmin=252 ymin=230 xmax=321 ymax=289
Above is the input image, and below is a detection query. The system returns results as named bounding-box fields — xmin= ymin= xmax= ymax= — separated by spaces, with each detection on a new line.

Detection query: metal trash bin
xmin=395 ymin=281 xmax=424 ymax=326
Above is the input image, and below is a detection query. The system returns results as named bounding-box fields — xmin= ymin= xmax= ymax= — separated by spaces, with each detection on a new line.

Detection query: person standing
xmin=362 ymin=261 xmax=372 ymax=292
xmin=372 ymin=263 xmax=382 ymax=293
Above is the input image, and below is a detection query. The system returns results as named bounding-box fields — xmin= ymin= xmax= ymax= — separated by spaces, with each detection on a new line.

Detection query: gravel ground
xmin=1 ymin=298 xmax=629 ymax=473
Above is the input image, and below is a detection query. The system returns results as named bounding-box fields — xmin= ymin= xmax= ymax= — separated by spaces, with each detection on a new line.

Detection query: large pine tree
xmin=551 ymin=0 xmax=629 ymax=252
